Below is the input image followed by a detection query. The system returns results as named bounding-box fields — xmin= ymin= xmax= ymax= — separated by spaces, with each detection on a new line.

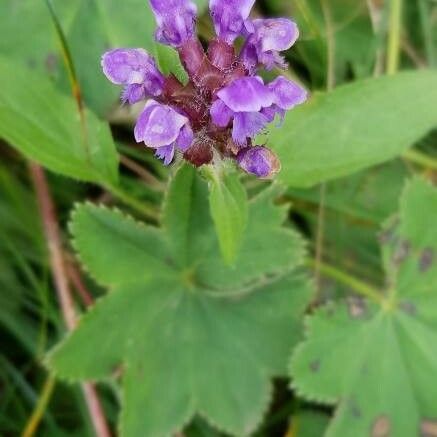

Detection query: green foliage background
xmin=0 ymin=0 xmax=436 ymax=436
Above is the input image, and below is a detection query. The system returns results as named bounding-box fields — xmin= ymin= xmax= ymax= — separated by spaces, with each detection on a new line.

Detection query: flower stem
xmin=306 ymin=258 xmax=383 ymax=304
xmin=21 ymin=375 xmax=56 ymax=437
xmin=106 ymin=184 xmax=160 ymax=222
xmin=386 ymin=0 xmax=403 ymax=75
xmin=29 ymin=163 xmax=111 ymax=437
xmin=418 ymin=0 xmax=436 ymax=66
xmin=44 ymin=0 xmax=90 ymax=161
xmin=403 ymin=149 xmax=437 ymax=172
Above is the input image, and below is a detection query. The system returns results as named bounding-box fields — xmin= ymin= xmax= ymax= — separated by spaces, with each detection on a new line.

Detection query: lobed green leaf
xmin=49 ymin=166 xmax=311 ymax=436
xmin=290 ymin=178 xmax=437 ymax=436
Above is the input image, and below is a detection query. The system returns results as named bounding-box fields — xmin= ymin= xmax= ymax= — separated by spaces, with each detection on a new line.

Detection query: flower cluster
xmin=101 ymin=0 xmax=307 ymax=178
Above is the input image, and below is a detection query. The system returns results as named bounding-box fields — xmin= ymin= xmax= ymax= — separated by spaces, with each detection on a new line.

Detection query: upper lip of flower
xmin=216 ymin=77 xmax=275 ymax=113
xmin=100 ymin=0 xmax=308 ymax=178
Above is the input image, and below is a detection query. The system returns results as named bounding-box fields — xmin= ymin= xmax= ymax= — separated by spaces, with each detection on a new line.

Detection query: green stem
xmin=321 ymin=0 xmax=336 ymax=91
xmin=21 ymin=375 xmax=56 ymax=437
xmin=418 ymin=0 xmax=436 ymax=66
xmin=106 ymin=184 xmax=160 ymax=222
xmin=44 ymin=0 xmax=90 ymax=161
xmin=386 ymin=0 xmax=403 ymax=75
xmin=403 ymin=149 xmax=437 ymax=171
xmin=306 ymin=258 xmax=383 ymax=304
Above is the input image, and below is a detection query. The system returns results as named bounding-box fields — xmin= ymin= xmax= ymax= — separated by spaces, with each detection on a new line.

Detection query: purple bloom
xmin=150 ymin=0 xmax=197 ymax=47
xmin=134 ymin=100 xmax=194 ymax=165
xmin=237 ymin=146 xmax=280 ymax=178
xmin=211 ymin=77 xmax=274 ymax=144
xmin=101 ymin=49 xmax=164 ymax=104
xmin=209 ymin=0 xmax=255 ymax=44
xmin=241 ymin=18 xmax=299 ymax=73
xmin=263 ymin=76 xmax=308 ymax=122
xmin=101 ymin=0 xmax=307 ymax=178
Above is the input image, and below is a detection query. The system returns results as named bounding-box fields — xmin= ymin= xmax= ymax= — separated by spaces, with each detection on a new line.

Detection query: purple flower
xmin=210 ymin=77 xmax=274 ymax=144
xmin=263 ymin=76 xmax=308 ymax=122
xmin=134 ymin=100 xmax=194 ymax=165
xmin=241 ymin=18 xmax=299 ymax=73
xmin=209 ymin=0 xmax=255 ymax=44
xmin=237 ymin=146 xmax=280 ymax=178
xmin=101 ymin=0 xmax=307 ymax=178
xmin=101 ymin=49 xmax=165 ymax=104
xmin=149 ymin=0 xmax=197 ymax=47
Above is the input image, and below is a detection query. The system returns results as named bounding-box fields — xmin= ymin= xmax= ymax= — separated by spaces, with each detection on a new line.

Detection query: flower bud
xmin=237 ymin=146 xmax=281 ymax=178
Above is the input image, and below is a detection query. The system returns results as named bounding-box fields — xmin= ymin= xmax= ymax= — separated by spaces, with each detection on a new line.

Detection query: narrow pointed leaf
xmin=0 ymin=58 xmax=118 ymax=185
xmin=270 ymin=71 xmax=437 ymax=187
xmin=208 ymin=170 xmax=248 ymax=265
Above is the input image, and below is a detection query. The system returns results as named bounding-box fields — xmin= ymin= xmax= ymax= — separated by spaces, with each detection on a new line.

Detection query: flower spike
xmin=101 ymin=0 xmax=307 ymax=178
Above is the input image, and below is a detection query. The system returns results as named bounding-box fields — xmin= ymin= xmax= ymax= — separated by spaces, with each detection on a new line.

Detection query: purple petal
xmin=134 ymin=100 xmax=189 ymax=148
xmin=176 ymin=125 xmax=194 ymax=151
xmin=232 ymin=111 xmax=269 ymax=144
xmin=241 ymin=19 xmax=299 ymax=71
xmin=268 ymin=76 xmax=307 ymax=110
xmin=262 ymin=105 xmax=286 ymax=126
xmin=150 ymin=0 xmax=197 ymax=47
xmin=101 ymin=48 xmax=162 ymax=85
xmin=237 ymin=146 xmax=281 ymax=178
xmin=240 ymin=42 xmax=258 ymax=75
xmin=210 ymin=99 xmax=234 ymax=127
xmin=261 ymin=105 xmax=279 ymax=123
xmin=217 ymin=77 xmax=274 ymax=113
xmin=258 ymin=50 xmax=287 ymax=71
xmin=209 ymin=0 xmax=255 ymax=43
xmin=253 ymin=19 xmax=299 ymax=52
xmin=155 ymin=144 xmax=176 ymax=165
xmin=121 ymin=84 xmax=147 ymax=104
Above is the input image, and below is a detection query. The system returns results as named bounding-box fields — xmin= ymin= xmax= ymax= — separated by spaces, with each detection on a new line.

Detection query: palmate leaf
xmin=163 ymin=165 xmax=306 ymax=290
xmin=290 ymin=178 xmax=437 ymax=437
xmin=49 ymin=165 xmax=311 ymax=436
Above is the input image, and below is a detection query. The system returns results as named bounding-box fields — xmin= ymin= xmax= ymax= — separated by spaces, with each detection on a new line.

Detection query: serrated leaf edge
xmin=68 ymin=201 xmax=173 ymax=290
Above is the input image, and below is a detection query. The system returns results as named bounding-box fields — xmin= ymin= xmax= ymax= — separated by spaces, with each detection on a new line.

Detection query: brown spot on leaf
xmin=421 ymin=419 xmax=437 ymax=437
xmin=45 ymin=53 xmax=58 ymax=73
xmin=392 ymin=240 xmax=411 ymax=265
xmin=419 ymin=248 xmax=434 ymax=273
xmin=372 ymin=415 xmax=391 ymax=437
xmin=378 ymin=221 xmax=399 ymax=245
xmin=348 ymin=398 xmax=362 ymax=418
xmin=347 ymin=296 xmax=367 ymax=319
xmin=309 ymin=360 xmax=320 ymax=373
xmin=399 ymin=301 xmax=417 ymax=316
